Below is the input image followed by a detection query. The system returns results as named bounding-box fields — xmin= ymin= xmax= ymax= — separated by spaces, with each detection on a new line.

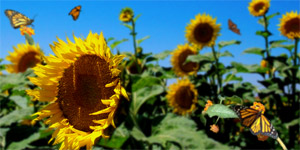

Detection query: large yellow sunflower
xmin=6 ymin=43 xmax=43 ymax=73
xmin=278 ymin=11 xmax=300 ymax=39
xmin=166 ymin=78 xmax=198 ymax=115
xmin=185 ymin=13 xmax=221 ymax=49
xmin=171 ymin=44 xmax=199 ymax=77
xmin=248 ymin=0 xmax=270 ymax=17
xmin=26 ymin=32 xmax=128 ymax=150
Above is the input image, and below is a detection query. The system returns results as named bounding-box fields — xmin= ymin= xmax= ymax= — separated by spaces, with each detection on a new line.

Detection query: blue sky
xmin=0 ymin=0 xmax=299 ymax=86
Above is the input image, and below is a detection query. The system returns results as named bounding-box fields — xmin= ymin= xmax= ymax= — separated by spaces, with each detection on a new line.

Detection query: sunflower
xmin=119 ymin=7 xmax=134 ymax=22
xmin=171 ymin=44 xmax=199 ymax=77
xmin=185 ymin=13 xmax=221 ymax=49
xmin=6 ymin=42 xmax=43 ymax=73
xmin=26 ymin=32 xmax=128 ymax=150
xmin=248 ymin=0 xmax=270 ymax=17
xmin=278 ymin=11 xmax=300 ymax=39
xmin=166 ymin=78 xmax=198 ymax=115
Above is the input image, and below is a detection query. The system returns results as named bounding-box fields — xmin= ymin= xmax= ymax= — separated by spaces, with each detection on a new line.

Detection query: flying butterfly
xmin=233 ymin=105 xmax=278 ymax=139
xmin=69 ymin=5 xmax=81 ymax=21
xmin=5 ymin=9 xmax=34 ymax=29
xmin=228 ymin=19 xmax=241 ymax=35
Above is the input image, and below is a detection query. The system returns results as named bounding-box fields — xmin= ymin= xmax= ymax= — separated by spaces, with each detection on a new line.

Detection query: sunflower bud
xmin=119 ymin=7 xmax=134 ymax=23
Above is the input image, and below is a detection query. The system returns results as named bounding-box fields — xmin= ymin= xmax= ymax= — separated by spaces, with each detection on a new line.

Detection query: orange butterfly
xmin=233 ymin=105 xmax=278 ymax=139
xmin=69 ymin=5 xmax=81 ymax=21
xmin=228 ymin=19 xmax=241 ymax=35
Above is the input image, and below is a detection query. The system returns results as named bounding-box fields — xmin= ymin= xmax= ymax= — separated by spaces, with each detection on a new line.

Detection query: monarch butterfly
xmin=233 ymin=105 xmax=278 ymax=139
xmin=69 ymin=5 xmax=81 ymax=21
xmin=4 ymin=9 xmax=34 ymax=29
xmin=228 ymin=19 xmax=241 ymax=35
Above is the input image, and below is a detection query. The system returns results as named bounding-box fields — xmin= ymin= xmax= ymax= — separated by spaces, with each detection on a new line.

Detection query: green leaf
xmin=131 ymin=85 xmax=164 ymax=115
xmin=218 ymin=40 xmax=241 ymax=49
xmin=0 ymin=128 xmax=9 ymax=148
xmin=132 ymin=76 xmax=162 ymax=92
xmin=284 ymin=118 xmax=300 ymax=128
xmin=206 ymin=104 xmax=238 ymax=118
xmin=133 ymin=14 xmax=142 ymax=22
xmin=270 ymin=40 xmax=294 ymax=51
xmin=223 ymin=73 xmax=242 ymax=83
xmin=0 ymin=107 xmax=33 ymax=126
xmin=152 ymin=50 xmax=172 ymax=60
xmin=224 ymin=95 xmax=243 ymax=105
xmin=0 ymin=71 xmax=33 ymax=91
xmin=243 ymin=47 xmax=264 ymax=56
xmin=231 ymin=62 xmax=249 ymax=73
xmin=256 ymin=30 xmax=272 ymax=38
xmin=7 ymin=132 xmax=40 ymax=150
xmin=10 ymin=95 xmax=28 ymax=109
xmin=219 ymin=50 xmax=233 ymax=57
xmin=122 ymin=23 xmax=133 ymax=30
xmin=110 ymin=39 xmax=128 ymax=49
xmin=99 ymin=123 xmax=130 ymax=148
xmin=106 ymin=37 xmax=115 ymax=43
xmin=258 ymin=12 xmax=280 ymax=27
xmin=131 ymin=113 xmax=232 ymax=149
xmin=136 ymin=35 xmax=150 ymax=45
xmin=185 ymin=54 xmax=213 ymax=64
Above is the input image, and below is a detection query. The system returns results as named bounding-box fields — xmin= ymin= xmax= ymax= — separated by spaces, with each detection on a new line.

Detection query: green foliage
xmin=206 ymin=104 xmax=238 ymax=118
xmin=218 ymin=40 xmax=241 ymax=49
xmin=243 ymin=47 xmax=265 ymax=56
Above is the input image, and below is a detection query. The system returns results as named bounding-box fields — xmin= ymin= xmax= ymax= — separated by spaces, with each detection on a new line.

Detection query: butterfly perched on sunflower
xmin=4 ymin=9 xmax=34 ymax=29
xmin=233 ymin=104 xmax=278 ymax=139
xmin=228 ymin=19 xmax=241 ymax=35
xmin=69 ymin=5 xmax=81 ymax=21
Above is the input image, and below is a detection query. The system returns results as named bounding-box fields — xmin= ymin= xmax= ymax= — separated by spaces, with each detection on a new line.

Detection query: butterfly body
xmin=228 ymin=19 xmax=241 ymax=35
xmin=69 ymin=5 xmax=81 ymax=21
xmin=233 ymin=105 xmax=278 ymax=139
xmin=5 ymin=9 xmax=34 ymax=29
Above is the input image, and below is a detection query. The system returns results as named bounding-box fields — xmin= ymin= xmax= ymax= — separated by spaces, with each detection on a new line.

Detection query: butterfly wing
xmin=228 ymin=19 xmax=241 ymax=35
xmin=4 ymin=9 xmax=33 ymax=29
xmin=5 ymin=9 xmax=16 ymax=18
xmin=250 ymin=115 xmax=278 ymax=139
xmin=11 ymin=13 xmax=33 ymax=29
xmin=69 ymin=5 xmax=81 ymax=21
xmin=233 ymin=105 xmax=259 ymax=127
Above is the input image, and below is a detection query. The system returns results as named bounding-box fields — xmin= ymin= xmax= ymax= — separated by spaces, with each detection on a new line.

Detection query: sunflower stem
xmin=215 ymin=116 xmax=220 ymax=124
xmin=276 ymin=137 xmax=287 ymax=150
xmin=131 ymin=19 xmax=138 ymax=59
xmin=292 ymin=38 xmax=299 ymax=106
xmin=263 ymin=15 xmax=272 ymax=79
xmin=211 ymin=46 xmax=222 ymax=95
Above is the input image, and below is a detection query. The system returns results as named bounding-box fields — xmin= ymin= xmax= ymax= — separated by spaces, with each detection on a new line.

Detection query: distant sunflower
xmin=248 ymin=0 xmax=270 ymax=17
xmin=166 ymin=78 xmax=198 ymax=115
xmin=171 ymin=44 xmax=199 ymax=77
xmin=279 ymin=11 xmax=300 ymax=39
xmin=120 ymin=7 xmax=134 ymax=22
xmin=185 ymin=13 xmax=221 ymax=49
xmin=26 ymin=32 xmax=128 ymax=150
xmin=6 ymin=43 xmax=43 ymax=73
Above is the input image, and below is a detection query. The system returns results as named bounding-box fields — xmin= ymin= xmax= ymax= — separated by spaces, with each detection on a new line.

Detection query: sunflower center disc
xmin=18 ymin=51 xmax=40 ymax=72
xmin=175 ymin=86 xmax=194 ymax=109
xmin=194 ymin=23 xmax=214 ymax=43
xmin=285 ymin=18 xmax=300 ymax=33
xmin=178 ymin=49 xmax=198 ymax=73
xmin=58 ymin=54 xmax=116 ymax=132
xmin=254 ymin=2 xmax=265 ymax=12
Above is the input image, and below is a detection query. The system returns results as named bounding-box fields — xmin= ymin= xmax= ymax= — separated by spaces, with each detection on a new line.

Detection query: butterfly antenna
xmin=32 ymin=14 xmax=38 ymax=20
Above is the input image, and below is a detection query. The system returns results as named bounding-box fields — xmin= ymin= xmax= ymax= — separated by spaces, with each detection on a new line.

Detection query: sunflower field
xmin=0 ymin=0 xmax=299 ymax=150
